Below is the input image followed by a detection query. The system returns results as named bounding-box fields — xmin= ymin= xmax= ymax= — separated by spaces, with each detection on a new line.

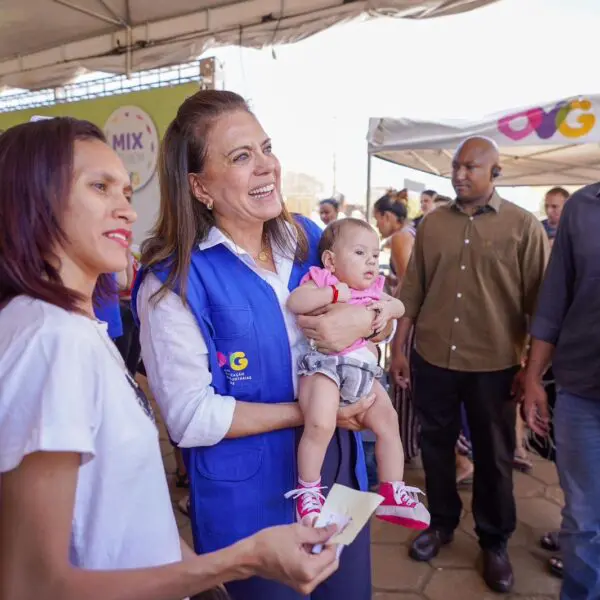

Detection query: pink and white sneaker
xmin=375 ymin=481 xmax=430 ymax=530
xmin=285 ymin=483 xmax=326 ymax=525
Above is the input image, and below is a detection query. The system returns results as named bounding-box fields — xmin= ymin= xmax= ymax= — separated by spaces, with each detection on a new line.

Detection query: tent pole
xmin=366 ymin=152 xmax=372 ymax=221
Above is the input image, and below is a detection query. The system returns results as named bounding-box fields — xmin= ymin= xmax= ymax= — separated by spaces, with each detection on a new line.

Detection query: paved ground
xmin=142 ymin=376 xmax=563 ymax=599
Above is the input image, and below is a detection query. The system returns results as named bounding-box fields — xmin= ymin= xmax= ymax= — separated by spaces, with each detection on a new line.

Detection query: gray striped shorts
xmin=298 ymin=351 xmax=383 ymax=405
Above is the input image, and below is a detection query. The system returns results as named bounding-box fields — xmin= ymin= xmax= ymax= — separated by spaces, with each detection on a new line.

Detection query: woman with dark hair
xmin=0 ymin=117 xmax=341 ymax=600
xmin=373 ymin=191 xmax=420 ymax=461
xmin=319 ymin=198 xmax=340 ymax=226
xmin=373 ymin=191 xmax=412 ymax=290
xmin=133 ymin=90 xmax=384 ymax=600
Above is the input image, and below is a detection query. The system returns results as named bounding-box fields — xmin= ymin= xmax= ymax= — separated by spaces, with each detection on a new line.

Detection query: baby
xmin=286 ymin=218 xmax=430 ymax=530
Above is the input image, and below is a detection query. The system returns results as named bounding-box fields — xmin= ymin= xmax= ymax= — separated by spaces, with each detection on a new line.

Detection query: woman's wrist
xmin=198 ymin=537 xmax=259 ymax=586
xmin=270 ymin=402 xmax=303 ymax=428
xmin=285 ymin=402 xmax=304 ymax=427
xmin=228 ymin=537 xmax=261 ymax=581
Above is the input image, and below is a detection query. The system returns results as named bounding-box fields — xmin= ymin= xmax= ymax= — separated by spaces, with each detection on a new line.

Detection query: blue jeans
xmin=555 ymin=390 xmax=600 ymax=599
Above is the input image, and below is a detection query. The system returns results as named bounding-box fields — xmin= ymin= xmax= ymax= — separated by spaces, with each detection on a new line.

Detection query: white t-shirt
xmin=0 ymin=296 xmax=182 ymax=571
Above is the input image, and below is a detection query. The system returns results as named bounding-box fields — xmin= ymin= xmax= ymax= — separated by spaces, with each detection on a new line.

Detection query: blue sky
xmin=205 ymin=0 xmax=600 ymax=211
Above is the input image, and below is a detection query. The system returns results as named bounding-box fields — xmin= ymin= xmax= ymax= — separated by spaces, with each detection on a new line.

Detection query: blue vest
xmin=94 ymin=273 xmax=123 ymax=339
xmin=133 ymin=216 xmax=367 ymax=553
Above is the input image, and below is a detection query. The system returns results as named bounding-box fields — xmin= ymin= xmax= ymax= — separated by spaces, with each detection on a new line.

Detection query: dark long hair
xmin=0 ymin=117 xmax=113 ymax=312
xmin=141 ymin=90 xmax=308 ymax=303
xmin=373 ymin=190 xmax=408 ymax=222
xmin=319 ymin=198 xmax=339 ymax=210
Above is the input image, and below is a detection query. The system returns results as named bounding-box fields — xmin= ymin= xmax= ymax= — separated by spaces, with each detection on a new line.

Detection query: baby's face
xmin=331 ymin=226 xmax=380 ymax=290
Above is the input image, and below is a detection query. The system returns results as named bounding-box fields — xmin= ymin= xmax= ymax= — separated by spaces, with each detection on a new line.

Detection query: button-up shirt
xmin=401 ymin=192 xmax=549 ymax=372
xmin=136 ymin=226 xmax=301 ymax=448
xmin=531 ymin=182 xmax=600 ymax=399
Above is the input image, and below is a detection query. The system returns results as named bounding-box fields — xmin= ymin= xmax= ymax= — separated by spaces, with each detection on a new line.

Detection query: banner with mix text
xmin=0 ymin=83 xmax=198 ymax=242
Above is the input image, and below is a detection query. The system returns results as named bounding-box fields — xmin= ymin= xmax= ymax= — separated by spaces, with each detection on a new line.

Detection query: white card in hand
xmin=312 ymin=484 xmax=384 ymax=554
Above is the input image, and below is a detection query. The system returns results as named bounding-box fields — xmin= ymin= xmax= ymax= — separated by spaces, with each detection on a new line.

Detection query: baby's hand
xmin=368 ymin=301 xmax=390 ymax=332
xmin=335 ymin=283 xmax=352 ymax=303
xmin=368 ymin=297 xmax=405 ymax=332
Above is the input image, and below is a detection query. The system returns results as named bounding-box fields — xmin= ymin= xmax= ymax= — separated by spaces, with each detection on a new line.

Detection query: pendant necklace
xmin=220 ymin=227 xmax=271 ymax=263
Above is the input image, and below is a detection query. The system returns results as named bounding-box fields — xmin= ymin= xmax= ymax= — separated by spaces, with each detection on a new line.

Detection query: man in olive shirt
xmin=391 ymin=137 xmax=549 ymax=593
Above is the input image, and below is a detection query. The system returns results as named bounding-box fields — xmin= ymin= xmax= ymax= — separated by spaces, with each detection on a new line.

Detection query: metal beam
xmin=52 ymin=0 xmax=123 ymax=26
xmin=125 ymin=0 xmax=132 ymax=25
xmin=96 ymin=0 xmax=128 ymax=26
xmin=408 ymin=150 xmax=442 ymax=175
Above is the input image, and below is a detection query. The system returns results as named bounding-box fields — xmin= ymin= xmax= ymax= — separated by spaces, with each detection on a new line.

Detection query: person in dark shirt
xmin=528 ymin=188 xmax=569 ymax=579
xmin=412 ymin=189 xmax=437 ymax=228
xmin=523 ymin=182 xmax=600 ymax=600
xmin=541 ymin=187 xmax=569 ymax=240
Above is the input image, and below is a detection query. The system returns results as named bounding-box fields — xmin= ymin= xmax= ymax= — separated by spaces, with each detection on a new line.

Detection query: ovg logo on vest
xmin=217 ymin=351 xmax=251 ymax=386
xmin=104 ymin=106 xmax=159 ymax=192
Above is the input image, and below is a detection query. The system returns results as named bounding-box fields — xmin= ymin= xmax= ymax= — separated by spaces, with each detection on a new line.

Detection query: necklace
xmin=91 ymin=321 xmax=156 ymax=425
xmin=220 ymin=227 xmax=271 ymax=263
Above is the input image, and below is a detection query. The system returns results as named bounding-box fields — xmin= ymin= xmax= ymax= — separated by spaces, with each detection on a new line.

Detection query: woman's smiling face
xmin=191 ymin=110 xmax=283 ymax=226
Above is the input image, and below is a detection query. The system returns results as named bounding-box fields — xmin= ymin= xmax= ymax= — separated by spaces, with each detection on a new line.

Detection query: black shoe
xmin=482 ymin=547 xmax=514 ymax=593
xmin=548 ymin=556 xmax=564 ymax=579
xmin=409 ymin=528 xmax=454 ymax=562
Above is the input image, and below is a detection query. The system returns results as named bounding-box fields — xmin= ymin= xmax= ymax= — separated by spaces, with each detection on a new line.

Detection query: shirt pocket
xmin=191 ymin=439 xmax=266 ymax=549
xmin=206 ymin=306 xmax=261 ymax=400
xmin=195 ymin=438 xmax=264 ymax=482
xmin=480 ymin=233 xmax=519 ymax=268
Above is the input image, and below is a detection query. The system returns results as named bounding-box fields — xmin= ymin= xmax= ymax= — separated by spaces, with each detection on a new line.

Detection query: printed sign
xmin=497 ymin=98 xmax=597 ymax=142
xmin=104 ymin=105 xmax=159 ymax=192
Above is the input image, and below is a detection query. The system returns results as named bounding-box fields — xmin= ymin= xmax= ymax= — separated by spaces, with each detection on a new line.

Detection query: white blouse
xmin=137 ymin=227 xmax=305 ymax=448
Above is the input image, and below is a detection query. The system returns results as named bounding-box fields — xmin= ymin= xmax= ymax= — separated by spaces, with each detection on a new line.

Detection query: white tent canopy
xmin=367 ymin=94 xmax=600 ymax=189
xmin=0 ymin=0 xmax=500 ymax=91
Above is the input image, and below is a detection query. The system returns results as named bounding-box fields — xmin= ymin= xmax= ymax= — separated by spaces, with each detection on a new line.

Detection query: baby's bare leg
xmin=363 ymin=380 xmax=405 ymax=482
xmin=298 ymin=374 xmax=340 ymax=484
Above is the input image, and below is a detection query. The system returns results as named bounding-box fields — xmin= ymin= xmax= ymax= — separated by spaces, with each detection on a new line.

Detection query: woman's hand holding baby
xmin=335 ymin=393 xmax=376 ymax=431
xmin=297 ymin=304 xmax=374 ymax=353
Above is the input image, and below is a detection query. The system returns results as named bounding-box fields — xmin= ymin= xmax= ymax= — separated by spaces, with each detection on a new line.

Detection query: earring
xmin=206 ymin=202 xmax=213 ymax=211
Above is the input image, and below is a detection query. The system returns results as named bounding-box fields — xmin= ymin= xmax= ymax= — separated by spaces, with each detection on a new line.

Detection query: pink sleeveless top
xmin=300 ymin=266 xmax=385 ymax=355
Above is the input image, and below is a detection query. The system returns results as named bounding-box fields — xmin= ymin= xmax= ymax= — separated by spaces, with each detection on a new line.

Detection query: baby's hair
xmin=318 ymin=218 xmax=377 ymax=257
